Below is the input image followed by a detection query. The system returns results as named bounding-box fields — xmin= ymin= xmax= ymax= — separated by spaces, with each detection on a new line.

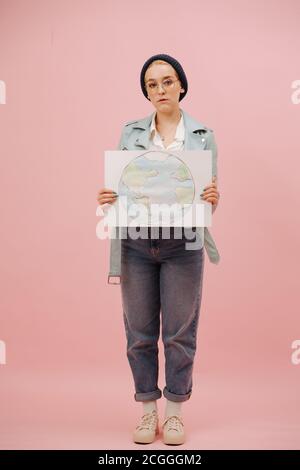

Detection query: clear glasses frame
xmin=145 ymin=78 xmax=180 ymax=93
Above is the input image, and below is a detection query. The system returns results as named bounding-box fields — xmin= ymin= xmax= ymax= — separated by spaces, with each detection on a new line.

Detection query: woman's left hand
xmin=200 ymin=176 xmax=220 ymax=213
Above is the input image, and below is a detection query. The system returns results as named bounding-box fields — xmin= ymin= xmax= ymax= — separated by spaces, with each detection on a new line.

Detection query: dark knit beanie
xmin=140 ymin=53 xmax=188 ymax=101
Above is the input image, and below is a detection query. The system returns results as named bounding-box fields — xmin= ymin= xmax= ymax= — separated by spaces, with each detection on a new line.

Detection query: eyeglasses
xmin=145 ymin=78 xmax=180 ymax=93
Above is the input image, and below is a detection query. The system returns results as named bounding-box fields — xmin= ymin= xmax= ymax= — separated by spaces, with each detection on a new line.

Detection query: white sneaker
xmin=133 ymin=410 xmax=159 ymax=444
xmin=162 ymin=415 xmax=185 ymax=445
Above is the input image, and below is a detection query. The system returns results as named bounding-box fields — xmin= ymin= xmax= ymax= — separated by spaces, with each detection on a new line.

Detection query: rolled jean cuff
xmin=134 ymin=389 xmax=162 ymax=402
xmin=163 ymin=386 xmax=192 ymax=402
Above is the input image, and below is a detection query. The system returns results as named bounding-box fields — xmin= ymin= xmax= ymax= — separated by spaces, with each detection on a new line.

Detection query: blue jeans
xmin=120 ymin=227 xmax=205 ymax=403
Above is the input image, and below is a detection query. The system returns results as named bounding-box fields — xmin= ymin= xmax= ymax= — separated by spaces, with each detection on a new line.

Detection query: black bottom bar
xmin=0 ymin=450 xmax=299 ymax=466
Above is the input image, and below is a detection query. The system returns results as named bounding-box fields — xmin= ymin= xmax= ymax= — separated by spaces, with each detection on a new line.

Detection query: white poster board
xmin=104 ymin=149 xmax=212 ymax=227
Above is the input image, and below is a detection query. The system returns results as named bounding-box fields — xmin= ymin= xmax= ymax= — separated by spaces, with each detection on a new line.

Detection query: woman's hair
xmin=145 ymin=60 xmax=179 ymax=83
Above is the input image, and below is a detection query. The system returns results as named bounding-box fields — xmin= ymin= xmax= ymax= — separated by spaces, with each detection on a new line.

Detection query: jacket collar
xmin=131 ymin=107 xmax=209 ymax=150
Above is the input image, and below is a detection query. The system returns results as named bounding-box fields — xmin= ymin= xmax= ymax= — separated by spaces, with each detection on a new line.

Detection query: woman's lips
xmin=158 ymin=99 xmax=168 ymax=102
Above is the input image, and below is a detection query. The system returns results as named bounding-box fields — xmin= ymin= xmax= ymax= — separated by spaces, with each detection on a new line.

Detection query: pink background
xmin=0 ymin=0 xmax=300 ymax=449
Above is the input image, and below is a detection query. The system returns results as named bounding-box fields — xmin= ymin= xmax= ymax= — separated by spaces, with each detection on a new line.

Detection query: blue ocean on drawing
xmin=118 ymin=152 xmax=195 ymax=221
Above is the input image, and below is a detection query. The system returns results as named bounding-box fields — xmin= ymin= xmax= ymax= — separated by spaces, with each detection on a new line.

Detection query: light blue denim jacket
xmin=107 ymin=107 xmax=220 ymax=284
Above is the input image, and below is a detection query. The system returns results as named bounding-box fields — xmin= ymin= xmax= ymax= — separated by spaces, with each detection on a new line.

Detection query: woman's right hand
xmin=97 ymin=188 xmax=118 ymax=206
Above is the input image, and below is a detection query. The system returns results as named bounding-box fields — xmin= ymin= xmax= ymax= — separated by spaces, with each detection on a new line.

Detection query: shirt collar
xmin=150 ymin=110 xmax=185 ymax=142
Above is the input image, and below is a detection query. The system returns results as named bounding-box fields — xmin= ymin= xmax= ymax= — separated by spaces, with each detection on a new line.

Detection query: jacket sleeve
xmin=206 ymin=130 xmax=218 ymax=179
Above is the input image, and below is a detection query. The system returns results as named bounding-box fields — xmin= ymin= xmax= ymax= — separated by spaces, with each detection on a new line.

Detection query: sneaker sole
xmin=163 ymin=434 xmax=185 ymax=445
xmin=133 ymin=425 xmax=159 ymax=444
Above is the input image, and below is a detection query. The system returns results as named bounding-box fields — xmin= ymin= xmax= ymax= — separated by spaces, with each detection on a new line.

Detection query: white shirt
xmin=149 ymin=110 xmax=185 ymax=150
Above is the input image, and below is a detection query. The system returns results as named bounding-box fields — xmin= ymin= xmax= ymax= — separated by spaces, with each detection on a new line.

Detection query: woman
xmin=97 ymin=54 xmax=220 ymax=445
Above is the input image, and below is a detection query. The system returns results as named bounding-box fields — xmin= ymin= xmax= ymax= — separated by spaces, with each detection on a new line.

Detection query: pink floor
xmin=1 ymin=367 xmax=299 ymax=450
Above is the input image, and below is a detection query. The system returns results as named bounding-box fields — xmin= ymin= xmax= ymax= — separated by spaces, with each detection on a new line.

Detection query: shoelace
xmin=136 ymin=411 xmax=158 ymax=431
xmin=163 ymin=415 xmax=184 ymax=432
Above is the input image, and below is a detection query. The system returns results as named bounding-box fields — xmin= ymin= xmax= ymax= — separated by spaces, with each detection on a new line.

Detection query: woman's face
xmin=144 ymin=62 xmax=184 ymax=111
